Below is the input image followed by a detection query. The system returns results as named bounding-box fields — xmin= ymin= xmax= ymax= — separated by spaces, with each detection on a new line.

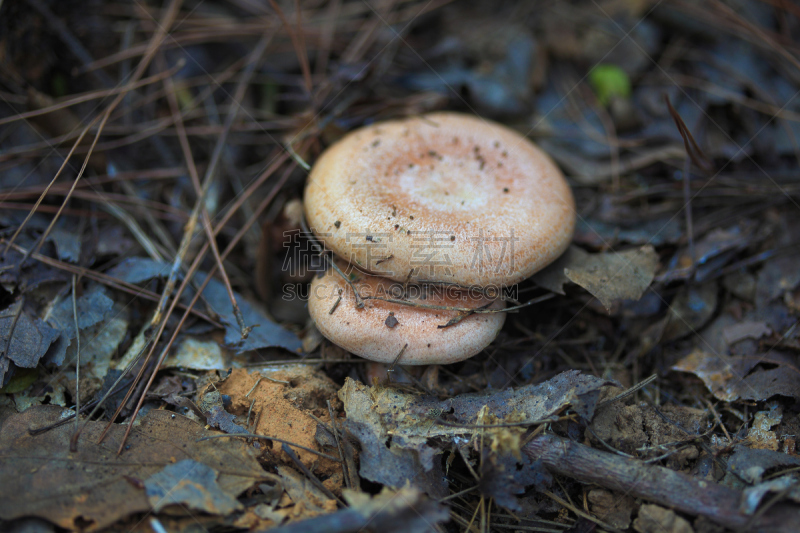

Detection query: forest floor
xmin=0 ymin=1 xmax=799 ymax=532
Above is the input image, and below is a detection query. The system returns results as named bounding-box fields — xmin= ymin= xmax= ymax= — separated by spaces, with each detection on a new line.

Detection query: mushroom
xmin=304 ymin=112 xmax=575 ymax=288
xmin=308 ymin=266 xmax=506 ymax=365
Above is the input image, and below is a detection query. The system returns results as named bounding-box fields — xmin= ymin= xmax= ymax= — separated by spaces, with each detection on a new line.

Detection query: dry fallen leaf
xmin=728 ymin=445 xmax=800 ymax=484
xmin=272 ymin=485 xmax=448 ymax=533
xmin=534 ymin=245 xmax=659 ymax=310
xmin=672 ymin=350 xmax=800 ymax=402
xmin=106 ymin=257 xmax=304 ymax=354
xmin=0 ymin=303 xmax=59 ymax=383
xmin=215 ymin=366 xmax=341 ymax=475
xmin=277 ymin=465 xmax=337 ymax=515
xmin=0 ymin=406 xmax=265 ymax=530
xmin=339 ymin=370 xmax=611 ymax=499
xmin=145 ymin=459 xmax=243 ymax=514
xmin=662 ymin=281 xmax=718 ymax=342
xmin=201 ymin=389 xmax=248 ymax=434
xmin=589 ymin=489 xmax=636 ymax=530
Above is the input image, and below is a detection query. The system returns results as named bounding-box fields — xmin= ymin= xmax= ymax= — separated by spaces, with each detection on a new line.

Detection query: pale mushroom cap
xmin=304 ymin=112 xmax=575 ymax=287
xmin=308 ymin=268 xmax=506 ymax=365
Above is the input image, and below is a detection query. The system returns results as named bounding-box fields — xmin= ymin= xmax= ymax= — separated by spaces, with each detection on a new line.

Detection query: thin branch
xmin=524 ymin=433 xmax=800 ymax=532
xmin=69 ymin=276 xmax=81 ymax=451
xmin=198 ymin=433 xmax=340 ymax=462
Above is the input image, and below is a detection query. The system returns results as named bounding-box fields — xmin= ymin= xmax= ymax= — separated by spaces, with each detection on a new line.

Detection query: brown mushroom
xmin=304 ymin=112 xmax=575 ymax=288
xmin=308 ymin=267 xmax=505 ymax=365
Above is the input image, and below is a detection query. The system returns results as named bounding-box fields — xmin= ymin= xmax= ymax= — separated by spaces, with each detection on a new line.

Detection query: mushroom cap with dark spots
xmin=308 ymin=266 xmax=506 ymax=365
xmin=304 ymin=112 xmax=575 ymax=287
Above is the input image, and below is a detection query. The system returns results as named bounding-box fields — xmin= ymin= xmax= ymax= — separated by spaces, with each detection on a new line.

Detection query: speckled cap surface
xmin=308 ymin=268 xmax=506 ymax=365
xmin=304 ymin=112 xmax=575 ymax=287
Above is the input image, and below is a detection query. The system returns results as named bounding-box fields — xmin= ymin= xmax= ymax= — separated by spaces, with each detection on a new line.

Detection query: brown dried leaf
xmin=533 ymin=245 xmax=658 ymax=310
xmin=673 ymin=350 xmax=800 ymax=401
xmin=145 ymin=459 xmax=242 ymax=514
xmin=0 ymin=406 xmax=265 ymax=530
xmin=277 ymin=465 xmax=337 ymax=515
xmin=215 ymin=367 xmax=341 ymax=474
xmin=565 ymin=245 xmax=658 ymax=310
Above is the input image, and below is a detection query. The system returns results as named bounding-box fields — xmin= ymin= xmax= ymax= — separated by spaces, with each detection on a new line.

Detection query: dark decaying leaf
xmin=342 ymin=370 xmax=611 ymax=444
xmin=96 ymin=225 xmax=136 ymax=257
xmin=46 ymin=218 xmax=82 ymax=263
xmin=43 ymin=285 xmax=115 ymax=366
xmin=201 ymin=390 xmax=247 ymax=434
xmin=271 ymin=486 xmax=449 ymax=533
xmin=661 ymin=281 xmax=719 ymax=342
xmin=0 ymin=406 xmax=264 ymax=530
xmin=342 ymin=414 xmax=448 ymax=498
xmin=755 ymin=254 xmax=800 ymax=309
xmin=277 ymin=465 xmax=337 ymax=513
xmin=401 ymin=29 xmax=537 ymax=116
xmin=344 ymin=486 xmax=449 ymax=533
xmin=107 ymin=257 xmax=303 ymax=354
xmin=339 ymin=380 xmax=441 ymax=496
xmin=728 ymin=445 xmax=800 ymax=484
xmin=94 ymin=368 xmax=128 ymax=414
xmin=50 ymin=286 xmax=114 ymax=335
xmin=663 ymin=222 xmax=756 ymax=283
xmin=338 ymin=371 xmax=612 ymax=499
xmin=740 ymin=476 xmax=800 ymax=515
xmin=533 ymin=245 xmax=658 ymax=310
xmin=575 ymin=217 xmax=682 ymax=248
xmin=202 ymin=275 xmax=303 ymax=354
xmin=478 ymin=452 xmax=552 ymax=511
xmin=721 ymin=320 xmax=771 ymax=346
xmin=0 ymin=303 xmax=60 ymax=383
xmin=105 ymin=257 xmax=171 ymax=284
xmin=673 ymin=350 xmax=800 ymax=401
xmin=145 ymin=459 xmax=242 ymax=514
xmin=448 ymin=370 xmax=614 ymax=426
xmin=0 ymin=247 xmax=70 ymax=292
xmin=533 ymin=246 xmax=583 ymax=295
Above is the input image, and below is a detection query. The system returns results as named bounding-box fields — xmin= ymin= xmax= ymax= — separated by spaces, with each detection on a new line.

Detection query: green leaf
xmin=589 ymin=64 xmax=631 ymax=106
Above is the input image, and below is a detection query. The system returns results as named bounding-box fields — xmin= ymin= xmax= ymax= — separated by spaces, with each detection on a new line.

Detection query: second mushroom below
xmin=308 ymin=266 xmax=506 ymax=366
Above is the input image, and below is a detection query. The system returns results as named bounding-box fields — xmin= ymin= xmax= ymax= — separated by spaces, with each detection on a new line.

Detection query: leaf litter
xmin=533 ymin=244 xmax=659 ymax=310
xmin=673 ymin=349 xmax=800 ymax=402
xmin=339 ymin=370 xmax=612 ymax=503
xmin=0 ymin=406 xmax=264 ymax=530
xmin=2 ymin=0 xmax=800 ymax=531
